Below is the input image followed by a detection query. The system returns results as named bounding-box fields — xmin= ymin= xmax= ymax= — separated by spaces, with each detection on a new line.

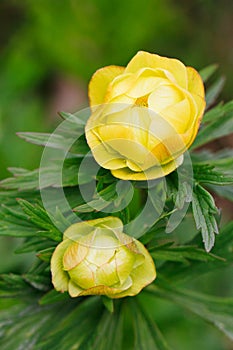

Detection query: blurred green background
xmin=0 ymin=0 xmax=233 ymax=349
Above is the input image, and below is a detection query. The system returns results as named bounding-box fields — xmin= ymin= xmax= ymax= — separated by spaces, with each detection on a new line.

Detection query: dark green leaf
xmin=159 ymin=221 xmax=233 ymax=283
xmin=23 ymin=273 xmax=51 ymax=291
xmin=39 ymin=289 xmax=70 ymax=305
xmin=193 ymin=163 xmax=233 ymax=185
xmin=131 ymin=299 xmax=172 ymax=350
xmin=102 ymin=296 xmax=114 ymax=313
xmin=18 ymin=199 xmax=62 ymax=242
xmin=147 ymin=281 xmax=233 ymax=342
xmin=150 ymin=243 xmax=223 ymax=264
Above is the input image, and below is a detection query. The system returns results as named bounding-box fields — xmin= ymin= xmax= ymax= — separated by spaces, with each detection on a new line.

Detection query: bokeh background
xmin=0 ymin=1 xmax=233 ymax=349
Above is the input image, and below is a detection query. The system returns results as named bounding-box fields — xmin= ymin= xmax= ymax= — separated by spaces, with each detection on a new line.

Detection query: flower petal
xmin=187 ymin=66 xmax=205 ymax=98
xmin=87 ymin=233 xmax=116 ymax=266
xmin=63 ymin=242 xmax=89 ymax=271
xmin=126 ymin=70 xmax=167 ymax=98
xmin=68 ymin=260 xmax=95 ymax=289
xmin=148 ymin=84 xmax=183 ymax=113
xmin=125 ymin=51 xmax=188 ymax=88
xmin=159 ymin=98 xmax=191 ymax=133
xmin=118 ymin=240 xmax=156 ymax=297
xmin=111 ymin=155 xmax=183 ymax=181
xmin=88 ymin=65 xmax=124 ymax=107
xmin=51 ymin=239 xmax=70 ymax=292
xmin=96 ymin=259 xmax=119 ymax=286
xmin=68 ymin=280 xmax=83 ymax=297
xmin=115 ymin=246 xmax=136 ymax=285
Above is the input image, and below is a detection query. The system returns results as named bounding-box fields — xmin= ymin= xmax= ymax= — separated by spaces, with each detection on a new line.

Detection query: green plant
xmin=0 ymin=64 xmax=233 ymax=350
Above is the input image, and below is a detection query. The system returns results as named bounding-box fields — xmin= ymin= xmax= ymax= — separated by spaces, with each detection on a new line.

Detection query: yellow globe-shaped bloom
xmin=51 ymin=217 xmax=156 ymax=298
xmin=85 ymin=51 xmax=205 ymax=180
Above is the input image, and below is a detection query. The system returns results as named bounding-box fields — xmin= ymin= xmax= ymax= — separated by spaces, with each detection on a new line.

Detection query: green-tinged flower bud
xmin=51 ymin=217 xmax=156 ymax=298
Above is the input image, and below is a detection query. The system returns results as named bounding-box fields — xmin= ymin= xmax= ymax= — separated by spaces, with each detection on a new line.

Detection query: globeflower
xmin=51 ymin=217 xmax=156 ymax=298
xmin=85 ymin=51 xmax=205 ymax=180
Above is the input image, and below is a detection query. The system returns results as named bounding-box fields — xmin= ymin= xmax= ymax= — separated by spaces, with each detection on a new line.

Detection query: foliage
xmin=0 ymin=65 xmax=233 ymax=349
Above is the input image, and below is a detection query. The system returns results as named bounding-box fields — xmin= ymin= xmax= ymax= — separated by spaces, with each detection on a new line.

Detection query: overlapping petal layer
xmin=85 ymin=51 xmax=205 ymax=180
xmin=51 ymin=217 xmax=156 ymax=298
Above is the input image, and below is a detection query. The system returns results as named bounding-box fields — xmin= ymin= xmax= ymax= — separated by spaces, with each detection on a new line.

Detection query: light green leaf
xmin=205 ymin=76 xmax=225 ymax=108
xmin=192 ymin=100 xmax=233 ymax=149
xmin=192 ymin=185 xmax=219 ymax=251
xmin=0 ymin=158 xmax=88 ymax=190
xmin=199 ymin=64 xmax=218 ymax=83
xmin=17 ymin=132 xmax=89 ymax=155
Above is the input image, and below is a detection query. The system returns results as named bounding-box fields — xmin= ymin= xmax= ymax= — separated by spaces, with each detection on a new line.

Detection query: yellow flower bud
xmin=51 ymin=217 xmax=156 ymax=298
xmin=85 ymin=51 xmax=206 ymax=180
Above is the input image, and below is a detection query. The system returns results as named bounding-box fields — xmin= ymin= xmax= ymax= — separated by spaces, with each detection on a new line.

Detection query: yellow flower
xmin=51 ymin=217 xmax=156 ymax=298
xmin=85 ymin=51 xmax=205 ymax=180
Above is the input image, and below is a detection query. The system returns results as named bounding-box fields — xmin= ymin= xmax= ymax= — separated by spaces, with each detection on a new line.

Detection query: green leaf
xmin=15 ymin=237 xmax=56 ymax=254
xmin=192 ymin=100 xmax=233 ymax=149
xmin=147 ymin=282 xmax=233 ymax=342
xmin=192 ymin=185 xmax=219 ymax=251
xmin=39 ymin=289 xmax=69 ymax=305
xmin=193 ymin=163 xmax=233 ymax=185
xmin=199 ymin=64 xmax=218 ymax=83
xmin=36 ymin=247 xmax=55 ymax=262
xmin=0 ymin=273 xmax=34 ymax=298
xmin=17 ymin=132 xmax=90 ymax=156
xmin=149 ymin=243 xmax=223 ymax=264
xmin=102 ymin=296 xmax=114 ymax=313
xmin=0 ymin=204 xmax=39 ymax=238
xmin=0 ymin=158 xmax=86 ymax=190
xmin=23 ymin=273 xmax=51 ymax=291
xmin=73 ymin=181 xmax=132 ymax=214
xmin=74 ymin=183 xmax=117 ymax=213
xmin=205 ymin=76 xmax=225 ymax=108
xmin=159 ymin=221 xmax=233 ymax=283
xmin=35 ymin=297 xmax=103 ymax=350
xmin=17 ymin=199 xmax=62 ymax=242
xmin=84 ymin=306 xmax=124 ymax=350
xmin=131 ymin=299 xmax=172 ymax=350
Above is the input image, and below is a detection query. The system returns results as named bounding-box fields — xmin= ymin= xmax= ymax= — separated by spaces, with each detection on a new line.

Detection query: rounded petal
xmin=125 ymin=51 xmax=188 ymax=88
xmin=148 ymin=84 xmax=183 ymax=113
xmin=63 ymin=242 xmax=89 ymax=271
xmin=68 ymin=280 xmax=83 ymax=297
xmin=86 ymin=216 xmax=124 ymax=234
xmin=86 ymin=234 xmax=116 ymax=266
xmin=111 ymin=155 xmax=183 ymax=181
xmin=51 ymin=217 xmax=156 ymax=298
xmin=96 ymin=259 xmax=119 ymax=286
xmin=119 ymin=240 xmax=156 ymax=297
xmin=68 ymin=260 xmax=95 ymax=289
xmin=115 ymin=246 xmax=138 ymax=284
xmin=186 ymin=66 xmax=205 ymax=98
xmin=51 ymin=239 xmax=71 ymax=293
xmin=88 ymin=65 xmax=124 ymax=107
xmin=159 ymin=99 xmax=191 ymax=133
